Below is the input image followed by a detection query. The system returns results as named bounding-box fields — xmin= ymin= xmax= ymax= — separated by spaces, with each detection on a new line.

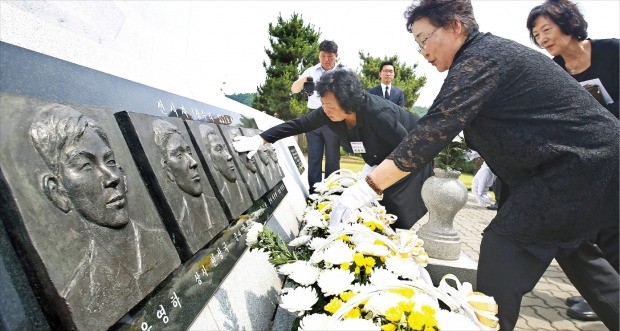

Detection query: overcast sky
xmin=137 ymin=0 xmax=619 ymax=107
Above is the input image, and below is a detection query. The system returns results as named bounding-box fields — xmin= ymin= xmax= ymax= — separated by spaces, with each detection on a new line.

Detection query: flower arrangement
xmin=245 ymin=170 xmax=498 ymax=330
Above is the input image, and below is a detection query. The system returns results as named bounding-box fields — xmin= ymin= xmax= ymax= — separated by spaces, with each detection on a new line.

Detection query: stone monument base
xmin=424 ymin=251 xmax=478 ymax=288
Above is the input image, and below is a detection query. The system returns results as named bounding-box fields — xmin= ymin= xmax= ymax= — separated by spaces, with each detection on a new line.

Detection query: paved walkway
xmin=413 ymin=193 xmax=608 ymax=331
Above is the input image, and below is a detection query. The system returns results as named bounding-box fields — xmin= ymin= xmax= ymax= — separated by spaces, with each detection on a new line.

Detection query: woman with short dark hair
xmin=233 ymin=68 xmax=434 ymax=230
xmin=330 ymin=0 xmax=619 ymax=330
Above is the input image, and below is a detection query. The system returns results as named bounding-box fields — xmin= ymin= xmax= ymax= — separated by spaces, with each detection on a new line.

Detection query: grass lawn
xmin=336 ymin=154 xmax=475 ymax=191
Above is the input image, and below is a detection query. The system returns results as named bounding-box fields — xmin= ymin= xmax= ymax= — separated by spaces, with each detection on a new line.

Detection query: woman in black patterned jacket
xmin=527 ymin=0 xmax=619 ymax=322
xmin=329 ymin=0 xmax=619 ymax=330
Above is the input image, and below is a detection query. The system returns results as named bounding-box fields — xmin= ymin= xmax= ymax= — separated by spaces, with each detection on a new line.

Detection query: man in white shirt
xmin=291 ymin=40 xmax=341 ymax=193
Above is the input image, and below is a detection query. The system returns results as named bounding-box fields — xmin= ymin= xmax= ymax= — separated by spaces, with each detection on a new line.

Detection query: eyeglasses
xmin=415 ymin=27 xmax=440 ymax=53
xmin=381 ymin=69 xmax=394 ymax=74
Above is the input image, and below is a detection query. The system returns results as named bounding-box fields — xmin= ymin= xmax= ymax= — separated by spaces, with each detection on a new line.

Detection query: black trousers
xmin=477 ymin=228 xmax=619 ymax=331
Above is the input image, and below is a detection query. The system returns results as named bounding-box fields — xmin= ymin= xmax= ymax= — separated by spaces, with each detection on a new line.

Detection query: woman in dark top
xmin=527 ymin=0 xmax=619 ymax=322
xmin=330 ymin=0 xmax=619 ymax=330
xmin=527 ymin=0 xmax=619 ymax=118
xmin=233 ymin=68 xmax=433 ymax=230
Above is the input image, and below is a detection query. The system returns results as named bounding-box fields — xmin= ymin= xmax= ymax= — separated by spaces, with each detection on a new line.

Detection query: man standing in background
xmin=291 ymin=40 xmax=341 ymax=193
xmin=368 ymin=61 xmax=405 ymax=107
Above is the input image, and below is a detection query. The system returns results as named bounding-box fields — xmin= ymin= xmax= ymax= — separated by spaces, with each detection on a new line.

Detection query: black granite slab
xmin=0 ymin=214 xmax=50 ymax=331
xmin=184 ymin=122 xmax=253 ymax=219
xmin=287 ymin=146 xmax=306 ymax=175
xmin=217 ymin=125 xmax=269 ymax=201
xmin=114 ymin=111 xmax=230 ymax=260
xmin=240 ymin=128 xmax=285 ymax=190
xmin=111 ymin=182 xmax=289 ymax=331
xmin=0 ymin=94 xmax=180 ymax=330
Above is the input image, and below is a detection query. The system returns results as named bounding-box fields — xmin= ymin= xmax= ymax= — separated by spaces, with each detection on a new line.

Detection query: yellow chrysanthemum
xmin=384 ymin=306 xmax=404 ymax=323
xmin=340 ymin=262 xmax=351 ymax=270
xmin=381 ymin=323 xmax=397 ymax=331
xmin=365 ymin=267 xmax=372 ymax=275
xmin=398 ymin=300 xmax=414 ymax=313
xmin=354 ymin=266 xmax=361 ymax=275
xmin=364 ymin=256 xmax=376 ymax=268
xmin=391 ymin=288 xmax=415 ymax=299
xmin=327 ymin=182 xmax=339 ymax=188
xmin=354 ymin=252 xmax=366 ymax=266
xmin=339 ymin=291 xmax=355 ymax=302
xmin=339 ymin=235 xmax=350 ymax=242
xmin=365 ymin=222 xmax=376 ymax=231
xmin=380 ymin=256 xmax=387 ymax=263
xmin=317 ymin=202 xmax=330 ymax=210
xmin=324 ymin=297 xmax=343 ymax=314
xmin=407 ymin=305 xmax=438 ymax=330
xmin=344 ymin=307 xmax=361 ymax=319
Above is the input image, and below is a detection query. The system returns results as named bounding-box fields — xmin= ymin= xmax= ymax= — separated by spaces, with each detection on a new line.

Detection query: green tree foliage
xmin=226 ymin=92 xmax=255 ymax=107
xmin=357 ymin=52 xmax=427 ymax=111
xmin=252 ymin=13 xmax=320 ymax=120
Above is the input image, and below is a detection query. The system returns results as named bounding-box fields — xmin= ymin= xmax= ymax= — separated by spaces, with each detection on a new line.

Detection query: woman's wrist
xmin=365 ymin=174 xmax=383 ymax=195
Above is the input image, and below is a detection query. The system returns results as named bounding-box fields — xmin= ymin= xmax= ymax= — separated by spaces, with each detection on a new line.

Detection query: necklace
xmin=565 ymin=44 xmax=586 ymax=75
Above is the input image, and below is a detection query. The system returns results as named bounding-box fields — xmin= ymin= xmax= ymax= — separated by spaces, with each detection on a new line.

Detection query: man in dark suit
xmin=368 ymin=61 xmax=405 ymax=107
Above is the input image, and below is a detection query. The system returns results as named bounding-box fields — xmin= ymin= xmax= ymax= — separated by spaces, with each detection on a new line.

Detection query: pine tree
xmin=252 ymin=13 xmax=320 ymax=120
xmin=357 ymin=52 xmax=427 ymax=111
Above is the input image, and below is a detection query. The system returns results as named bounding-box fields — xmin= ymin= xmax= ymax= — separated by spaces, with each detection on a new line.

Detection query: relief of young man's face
xmin=267 ymin=144 xmax=279 ymax=163
xmin=58 ymin=127 xmax=129 ymax=228
xmin=256 ymin=144 xmax=270 ymax=166
xmin=162 ymin=133 xmax=203 ymax=197
xmin=230 ymin=131 xmax=257 ymax=173
xmin=206 ymin=132 xmax=237 ymax=182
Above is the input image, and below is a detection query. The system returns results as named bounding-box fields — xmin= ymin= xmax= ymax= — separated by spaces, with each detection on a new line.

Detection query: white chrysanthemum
xmin=278 ymin=260 xmax=307 ymax=276
xmin=412 ymin=292 xmax=440 ymax=310
xmin=304 ymin=210 xmax=327 ymax=229
xmin=354 ymin=207 xmax=375 ymax=222
xmin=289 ymin=262 xmax=320 ymax=286
xmin=313 ymin=181 xmax=327 ymax=192
xmin=355 ymin=241 xmax=391 ymax=257
xmin=299 ymin=313 xmax=330 ymax=331
xmin=307 ymin=193 xmax=321 ymax=201
xmin=279 ymin=286 xmax=318 ymax=315
xmin=332 ymin=318 xmax=380 ymax=330
xmin=317 ymin=269 xmax=354 ymax=296
xmin=368 ymin=268 xmax=400 ymax=286
xmin=245 ymin=221 xmax=264 ymax=246
xmin=384 ymin=255 xmax=421 ymax=280
xmin=350 ymin=283 xmax=374 ymax=294
xmin=289 ymin=235 xmax=312 ymax=247
xmin=309 ymin=249 xmax=325 ymax=264
xmin=322 ymin=241 xmax=355 ymax=265
xmin=309 ymin=237 xmax=328 ymax=251
xmin=364 ymin=291 xmax=409 ymax=316
xmin=435 ymin=309 xmax=480 ymax=330
xmin=394 ymin=229 xmax=425 ymax=252
xmin=299 ymin=226 xmax=311 ymax=236
xmin=349 ymin=232 xmax=375 ymax=245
